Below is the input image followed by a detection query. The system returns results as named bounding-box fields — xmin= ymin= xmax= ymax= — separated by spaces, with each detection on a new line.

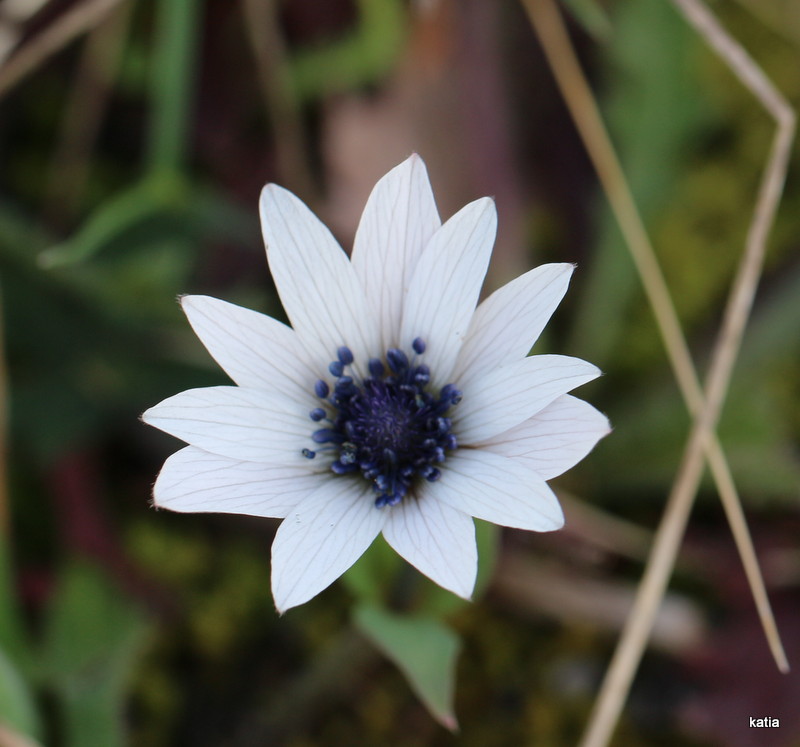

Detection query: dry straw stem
xmin=0 ymin=722 xmax=43 ymax=747
xmin=44 ymin=1 xmax=133 ymax=223
xmin=240 ymin=0 xmax=317 ymax=200
xmin=0 ymin=0 xmax=51 ymax=65
xmin=0 ymin=0 xmax=127 ymax=100
xmin=0 ymin=289 xmax=8 ymax=537
xmin=522 ymin=0 xmax=789 ymax=674
xmin=521 ymin=0 xmax=794 ymax=744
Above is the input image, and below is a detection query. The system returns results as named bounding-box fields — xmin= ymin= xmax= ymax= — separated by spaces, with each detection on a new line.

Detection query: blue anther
xmin=375 ymin=495 xmax=389 ymax=508
xmin=426 ymin=467 xmax=441 ymax=482
xmin=337 ymin=346 xmax=354 ymax=365
xmin=331 ymin=460 xmax=356 ymax=474
xmin=314 ymin=380 xmax=329 ymax=398
xmin=440 ymin=384 xmax=461 ymax=403
xmin=302 ymin=448 xmax=316 ymax=459
xmin=329 ymin=360 xmax=344 ymax=377
xmin=412 ymin=337 xmax=426 ymax=354
xmin=312 ymin=428 xmax=339 ymax=444
xmin=368 ymin=358 xmax=385 ymax=378
xmin=309 ymin=408 xmax=326 ymax=421
xmin=335 ymin=380 xmax=357 ymax=397
xmin=414 ymin=364 xmax=430 ymax=385
xmin=386 ymin=348 xmax=409 ymax=373
xmin=445 ymin=434 xmax=458 ymax=450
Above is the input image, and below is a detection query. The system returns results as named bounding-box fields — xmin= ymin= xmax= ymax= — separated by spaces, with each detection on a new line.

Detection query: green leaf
xmin=561 ymin=0 xmax=612 ymax=40
xmin=413 ymin=518 xmax=498 ymax=617
xmin=38 ymin=174 xmax=256 ymax=272
xmin=38 ymin=174 xmax=187 ymax=268
xmin=341 ymin=536 xmax=403 ymax=604
xmin=288 ymin=0 xmax=407 ymax=102
xmin=0 ymin=646 xmax=42 ymax=742
xmin=354 ymin=604 xmax=460 ymax=731
xmin=40 ymin=561 xmax=149 ymax=747
xmin=474 ymin=520 xmax=499 ymax=596
xmin=0 ymin=539 xmax=31 ymax=676
xmin=147 ymin=0 xmax=202 ymax=171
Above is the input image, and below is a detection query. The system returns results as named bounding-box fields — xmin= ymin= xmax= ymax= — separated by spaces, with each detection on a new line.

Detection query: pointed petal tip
xmin=178 ymin=293 xmax=204 ymax=317
xmin=271 ymin=583 xmax=291 ymax=616
xmin=259 ymin=183 xmax=296 ymax=221
xmin=382 ymin=152 xmax=432 ymax=188
xmin=543 ymin=505 xmax=566 ymax=532
xmin=542 ymin=261 xmax=576 ymax=284
xmin=273 ymin=600 xmax=288 ymax=616
xmin=439 ymin=713 xmax=459 ymax=733
xmin=271 ymin=583 xmax=309 ymax=616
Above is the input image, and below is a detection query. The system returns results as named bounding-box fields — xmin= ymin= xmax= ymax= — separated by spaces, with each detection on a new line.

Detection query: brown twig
xmin=240 ymin=0 xmax=317 ymax=200
xmin=0 ymin=0 xmax=52 ymax=65
xmin=0 ymin=287 xmax=8 ymax=538
xmin=43 ymin=0 xmax=133 ymax=225
xmin=0 ymin=0 xmax=127 ymax=100
xmin=0 ymin=722 xmax=42 ymax=747
xmin=493 ymin=551 xmax=706 ymax=654
xmin=559 ymin=491 xmax=653 ymax=562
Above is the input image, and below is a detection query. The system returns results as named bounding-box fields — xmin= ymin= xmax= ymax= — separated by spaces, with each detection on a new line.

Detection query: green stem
xmin=147 ymin=0 xmax=202 ymax=173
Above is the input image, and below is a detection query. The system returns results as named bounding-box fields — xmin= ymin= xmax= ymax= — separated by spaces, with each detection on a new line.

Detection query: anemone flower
xmin=143 ymin=155 xmax=609 ymax=613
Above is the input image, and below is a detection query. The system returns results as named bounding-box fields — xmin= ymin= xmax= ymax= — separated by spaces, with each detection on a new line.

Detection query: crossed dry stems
xmin=521 ymin=0 xmax=795 ymax=744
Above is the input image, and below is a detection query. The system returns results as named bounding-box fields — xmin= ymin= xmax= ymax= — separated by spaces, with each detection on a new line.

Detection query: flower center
xmin=302 ymin=338 xmax=461 ymax=508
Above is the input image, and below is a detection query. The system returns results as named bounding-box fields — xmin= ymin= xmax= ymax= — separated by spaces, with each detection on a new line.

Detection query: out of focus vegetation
xmin=1 ymin=0 xmax=799 ymax=745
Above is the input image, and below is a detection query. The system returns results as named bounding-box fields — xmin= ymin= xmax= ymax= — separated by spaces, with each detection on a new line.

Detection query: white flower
xmin=143 ymin=155 xmax=609 ymax=613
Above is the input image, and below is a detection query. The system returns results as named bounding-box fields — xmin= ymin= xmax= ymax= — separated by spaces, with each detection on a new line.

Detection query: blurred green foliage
xmin=354 ymin=604 xmax=460 ymax=730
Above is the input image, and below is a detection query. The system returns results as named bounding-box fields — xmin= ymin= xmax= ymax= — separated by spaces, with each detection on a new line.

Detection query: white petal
xmin=181 ymin=295 xmax=318 ymax=399
xmin=433 ymin=450 xmax=564 ymax=531
xmin=454 ymin=355 xmax=601 ymax=444
xmin=400 ymin=198 xmax=497 ymax=385
xmin=153 ymin=446 xmax=323 ymax=517
xmin=382 ymin=495 xmax=476 ymax=599
xmin=480 ymin=395 xmax=610 ymax=480
xmin=452 ymin=263 xmax=574 ymax=387
xmin=351 ymin=155 xmax=441 ymax=348
xmin=142 ymin=386 xmax=313 ymax=463
xmin=271 ymin=479 xmax=386 ymax=612
xmin=260 ymin=184 xmax=379 ymax=375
